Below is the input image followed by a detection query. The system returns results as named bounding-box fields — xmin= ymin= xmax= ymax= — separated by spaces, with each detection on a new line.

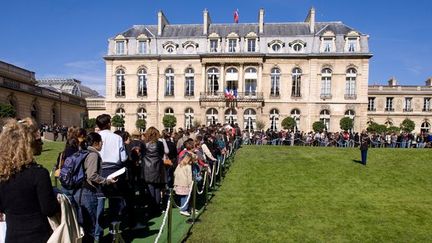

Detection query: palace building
xmin=87 ymin=8 xmax=374 ymax=133
xmin=0 ymin=60 xmax=89 ymax=127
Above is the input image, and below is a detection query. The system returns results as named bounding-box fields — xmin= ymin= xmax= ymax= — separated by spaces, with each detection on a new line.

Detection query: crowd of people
xmin=0 ymin=114 xmax=240 ymax=243
xmin=242 ymin=129 xmax=432 ymax=148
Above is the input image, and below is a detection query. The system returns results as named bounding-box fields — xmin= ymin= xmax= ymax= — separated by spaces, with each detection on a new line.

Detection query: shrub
xmin=0 ymin=103 xmax=16 ymax=118
xmin=281 ymin=117 xmax=296 ymax=130
xmin=111 ymin=115 xmax=125 ymax=129
xmin=162 ymin=115 xmax=177 ymax=130
xmin=312 ymin=121 xmax=325 ymax=132
xmin=339 ymin=117 xmax=353 ymax=131
xmin=400 ymin=118 xmax=415 ymax=133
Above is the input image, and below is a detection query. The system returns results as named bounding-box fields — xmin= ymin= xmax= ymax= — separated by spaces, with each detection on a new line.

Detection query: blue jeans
xmin=179 ymin=195 xmax=189 ymax=212
xmin=74 ymin=188 xmax=98 ymax=243
xmin=361 ymin=150 xmax=368 ymax=165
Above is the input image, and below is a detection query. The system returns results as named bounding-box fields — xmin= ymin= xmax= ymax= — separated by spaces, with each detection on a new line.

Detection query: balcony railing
xmin=199 ymin=91 xmax=264 ymax=102
xmin=423 ymin=108 xmax=431 ymax=112
xmin=385 ymin=108 xmax=395 ymax=112
xmin=367 ymin=108 xmax=376 ymax=112
xmin=344 ymin=94 xmax=357 ymax=100
xmin=403 ymin=108 xmax=413 ymax=112
xmin=320 ymin=94 xmax=332 ymax=99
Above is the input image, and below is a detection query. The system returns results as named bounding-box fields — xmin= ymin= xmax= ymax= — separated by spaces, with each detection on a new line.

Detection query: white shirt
xmin=98 ymin=129 xmax=127 ymax=164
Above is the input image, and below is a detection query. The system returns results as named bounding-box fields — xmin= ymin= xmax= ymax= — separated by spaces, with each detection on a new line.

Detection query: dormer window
xmin=289 ymin=40 xmax=306 ymax=53
xmin=115 ymin=40 xmax=126 ymax=55
xmin=138 ymin=41 xmax=148 ymax=54
xmin=247 ymin=39 xmax=256 ymax=52
xmin=345 ymin=31 xmax=360 ymax=53
xmin=320 ymin=31 xmax=335 ymax=53
xmin=210 ymin=39 xmax=218 ymax=52
xmin=182 ymin=41 xmax=199 ymax=54
xmin=163 ymin=41 xmax=178 ymax=54
xmin=228 ymin=39 xmax=237 ymax=52
xmin=268 ymin=40 xmax=285 ymax=53
xmin=293 ymin=43 xmax=303 ymax=52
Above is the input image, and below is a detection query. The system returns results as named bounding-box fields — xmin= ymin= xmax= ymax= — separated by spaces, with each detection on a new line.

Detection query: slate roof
xmin=119 ymin=22 xmax=359 ymax=38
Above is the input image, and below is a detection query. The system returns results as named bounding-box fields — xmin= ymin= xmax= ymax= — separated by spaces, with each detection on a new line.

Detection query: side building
xmin=0 ymin=60 xmax=88 ymax=127
xmin=88 ymin=8 xmax=372 ymax=133
xmin=367 ymin=78 xmax=432 ymax=133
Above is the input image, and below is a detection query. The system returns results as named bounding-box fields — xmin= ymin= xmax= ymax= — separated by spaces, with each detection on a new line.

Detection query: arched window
xmin=290 ymin=109 xmax=301 ymax=131
xmin=116 ymin=69 xmax=126 ymax=97
xmin=320 ymin=109 xmax=330 ymax=131
xmin=165 ymin=68 xmax=174 ymax=96
xmin=51 ymin=105 xmax=58 ymax=125
xmin=207 ymin=68 xmax=219 ymax=95
xmin=185 ymin=108 xmax=194 ymax=129
xmin=270 ymin=68 xmax=280 ymax=96
xmin=269 ymin=109 xmax=279 ymax=131
xmin=244 ymin=109 xmax=256 ymax=132
xmin=206 ymin=108 xmax=218 ymax=125
xmin=421 ymin=121 xmax=431 ymax=133
xmin=345 ymin=68 xmax=357 ymax=98
xmin=245 ymin=68 xmax=257 ymax=96
xmin=225 ymin=67 xmax=238 ymax=92
xmin=138 ymin=69 xmax=147 ymax=96
xmin=225 ymin=108 xmax=237 ymax=125
xmin=185 ymin=68 xmax=194 ymax=96
xmin=31 ymin=102 xmax=38 ymax=122
xmin=137 ymin=108 xmax=147 ymax=132
xmin=116 ymin=108 xmax=125 ymax=118
xmin=165 ymin=108 xmax=174 ymax=116
xmin=321 ymin=68 xmax=332 ymax=98
xmin=291 ymin=68 xmax=302 ymax=97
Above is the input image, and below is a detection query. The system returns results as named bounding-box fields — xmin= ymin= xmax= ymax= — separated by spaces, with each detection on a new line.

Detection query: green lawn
xmin=187 ymin=146 xmax=432 ymax=242
xmin=35 ymin=140 xmax=65 ymax=183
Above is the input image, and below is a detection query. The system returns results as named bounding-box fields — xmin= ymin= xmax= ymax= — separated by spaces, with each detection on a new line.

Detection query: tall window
xmin=51 ymin=106 xmax=57 ymax=125
xmin=345 ymin=68 xmax=357 ymax=98
xmin=404 ymin=97 xmax=413 ymax=112
xmin=137 ymin=69 xmax=147 ymax=96
xmin=423 ymin=98 xmax=431 ymax=111
xmin=269 ymin=109 xmax=279 ymax=131
xmin=115 ymin=41 xmax=125 ymax=55
xmin=322 ymin=38 xmax=333 ymax=52
xmin=270 ymin=68 xmax=280 ymax=96
xmin=228 ymin=39 xmax=237 ymax=52
xmin=368 ymin=97 xmax=376 ymax=111
xmin=207 ymin=68 xmax=219 ymax=95
xmin=137 ymin=108 xmax=147 ymax=132
xmin=291 ymin=68 xmax=302 ymax=97
xmin=138 ymin=41 xmax=148 ymax=54
xmin=291 ymin=109 xmax=301 ymax=131
xmin=210 ymin=39 xmax=218 ymax=52
xmin=116 ymin=69 xmax=126 ymax=97
xmin=347 ymin=37 xmax=357 ymax=52
xmin=225 ymin=68 xmax=238 ymax=91
xmin=245 ymin=68 xmax=257 ymax=96
xmin=247 ymin=39 xmax=256 ymax=52
xmin=185 ymin=68 xmax=194 ymax=96
xmin=320 ymin=109 xmax=330 ymax=131
xmin=165 ymin=68 xmax=174 ymax=96
xmin=321 ymin=68 xmax=332 ymax=98
xmin=385 ymin=97 xmax=394 ymax=111
xmin=244 ymin=109 xmax=256 ymax=132
xmin=225 ymin=108 xmax=237 ymax=125
xmin=185 ymin=108 xmax=194 ymax=129
xmin=206 ymin=108 xmax=218 ymax=125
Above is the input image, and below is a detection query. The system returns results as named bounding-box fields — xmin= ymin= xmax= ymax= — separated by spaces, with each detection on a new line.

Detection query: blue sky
xmin=1 ymin=0 xmax=431 ymax=95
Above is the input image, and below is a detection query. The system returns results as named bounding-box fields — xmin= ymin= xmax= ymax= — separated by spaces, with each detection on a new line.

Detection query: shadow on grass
xmin=352 ymin=159 xmax=365 ymax=165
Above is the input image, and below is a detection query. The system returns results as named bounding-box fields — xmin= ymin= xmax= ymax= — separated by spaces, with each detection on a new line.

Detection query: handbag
xmin=163 ymin=155 xmax=173 ymax=166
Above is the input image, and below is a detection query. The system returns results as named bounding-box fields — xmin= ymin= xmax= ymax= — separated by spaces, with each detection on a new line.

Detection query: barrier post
xmin=205 ymin=172 xmax=209 ymax=205
xmin=187 ymin=181 xmax=198 ymax=224
xmin=167 ymin=189 xmax=172 ymax=243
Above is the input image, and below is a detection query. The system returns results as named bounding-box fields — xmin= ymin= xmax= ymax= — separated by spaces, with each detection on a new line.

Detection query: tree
xmin=386 ymin=126 xmax=400 ymax=134
xmin=339 ymin=117 xmax=354 ymax=131
xmin=367 ymin=122 xmax=387 ymax=134
xmin=400 ymin=118 xmax=415 ymax=133
xmin=135 ymin=119 xmax=146 ymax=132
xmin=281 ymin=117 xmax=296 ymax=130
xmin=256 ymin=119 xmax=265 ymax=131
xmin=162 ymin=115 xmax=177 ymax=131
xmin=312 ymin=121 xmax=325 ymax=132
xmin=111 ymin=115 xmax=125 ymax=130
xmin=85 ymin=118 xmax=96 ymax=130
xmin=0 ymin=103 xmax=16 ymax=118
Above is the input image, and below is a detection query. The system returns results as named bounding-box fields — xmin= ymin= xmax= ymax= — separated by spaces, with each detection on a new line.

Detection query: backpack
xmin=59 ymin=150 xmax=90 ymax=190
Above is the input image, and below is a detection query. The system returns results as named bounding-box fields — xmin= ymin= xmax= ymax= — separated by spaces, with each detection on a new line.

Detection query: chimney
xmin=426 ymin=77 xmax=432 ymax=86
xmin=157 ymin=10 xmax=169 ymax=36
xmin=203 ymin=9 xmax=211 ymax=35
xmin=304 ymin=7 xmax=315 ymax=34
xmin=388 ymin=77 xmax=398 ymax=86
xmin=258 ymin=8 xmax=265 ymax=34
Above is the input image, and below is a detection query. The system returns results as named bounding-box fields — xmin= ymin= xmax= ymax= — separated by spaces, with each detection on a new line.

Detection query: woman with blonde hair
xmin=0 ymin=118 xmax=60 ymax=243
xmin=142 ymin=127 xmax=165 ymax=216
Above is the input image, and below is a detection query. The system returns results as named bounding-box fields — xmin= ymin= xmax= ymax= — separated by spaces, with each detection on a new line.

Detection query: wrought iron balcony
xmin=423 ymin=108 xmax=431 ymax=112
xmin=199 ymin=91 xmax=264 ymax=103
xmin=385 ymin=108 xmax=395 ymax=112
xmin=403 ymin=108 xmax=413 ymax=112
xmin=320 ymin=94 xmax=332 ymax=99
xmin=344 ymin=94 xmax=357 ymax=100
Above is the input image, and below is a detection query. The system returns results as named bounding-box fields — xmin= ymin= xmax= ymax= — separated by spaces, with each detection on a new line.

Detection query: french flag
xmin=234 ymin=9 xmax=239 ymax=23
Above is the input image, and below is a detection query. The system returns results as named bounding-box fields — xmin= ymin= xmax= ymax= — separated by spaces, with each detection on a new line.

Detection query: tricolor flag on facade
xmin=234 ymin=9 xmax=239 ymax=23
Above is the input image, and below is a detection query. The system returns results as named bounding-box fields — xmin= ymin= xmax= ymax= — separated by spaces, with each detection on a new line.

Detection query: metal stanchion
xmin=167 ymin=189 xmax=172 ymax=243
xmin=187 ymin=181 xmax=198 ymax=224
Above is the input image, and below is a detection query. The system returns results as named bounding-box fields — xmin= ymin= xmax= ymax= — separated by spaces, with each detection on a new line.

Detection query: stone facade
xmin=0 ymin=61 xmax=87 ymax=127
xmin=88 ymin=8 xmax=374 ymax=133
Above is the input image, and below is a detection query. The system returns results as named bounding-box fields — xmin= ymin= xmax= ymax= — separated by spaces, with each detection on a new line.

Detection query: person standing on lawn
xmin=360 ymin=130 xmax=370 ymax=165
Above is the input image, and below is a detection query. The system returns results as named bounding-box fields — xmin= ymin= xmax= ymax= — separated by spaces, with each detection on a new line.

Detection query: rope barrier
xmin=154 ymin=195 xmax=172 ymax=243
xmin=215 ymin=157 xmax=221 ymax=176
xmin=197 ymin=171 xmax=207 ymax=195
xmin=171 ymin=181 xmax=195 ymax=211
